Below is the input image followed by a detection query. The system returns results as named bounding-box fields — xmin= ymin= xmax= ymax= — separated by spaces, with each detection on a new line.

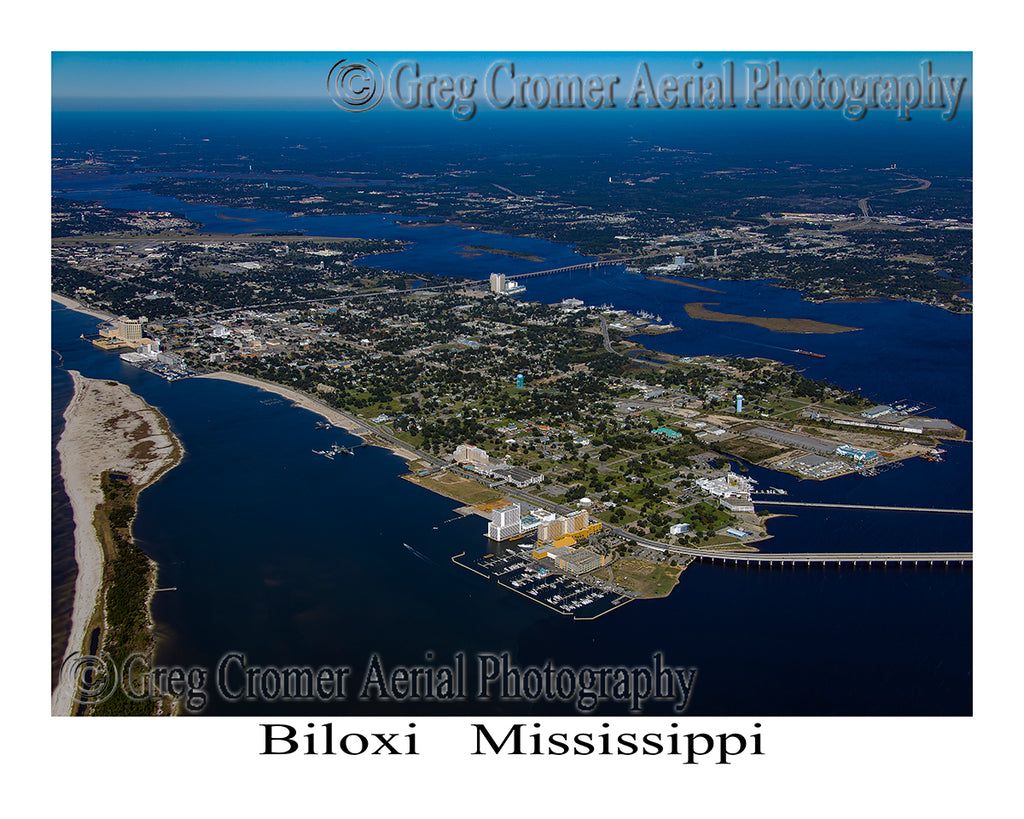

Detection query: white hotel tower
xmin=488 ymin=504 xmax=522 ymax=541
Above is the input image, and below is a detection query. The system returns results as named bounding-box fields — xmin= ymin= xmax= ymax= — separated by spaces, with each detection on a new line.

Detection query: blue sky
xmin=52 ymin=52 xmax=972 ymax=111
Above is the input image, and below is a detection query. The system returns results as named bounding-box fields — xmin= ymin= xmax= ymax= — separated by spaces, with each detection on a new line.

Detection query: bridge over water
xmin=513 ymin=258 xmax=635 ymax=279
xmin=685 ymin=550 xmax=972 ymax=567
xmin=754 ymin=500 xmax=972 ymax=514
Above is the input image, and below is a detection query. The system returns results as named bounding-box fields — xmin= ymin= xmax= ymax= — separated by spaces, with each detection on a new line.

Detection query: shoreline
xmin=50 ymin=291 xmax=115 ymax=322
xmin=684 ymin=301 xmax=861 ymax=334
xmin=52 ymin=371 xmax=105 ymax=717
xmin=51 ymin=371 xmax=183 ymax=716
xmin=197 ymin=371 xmax=418 ymax=463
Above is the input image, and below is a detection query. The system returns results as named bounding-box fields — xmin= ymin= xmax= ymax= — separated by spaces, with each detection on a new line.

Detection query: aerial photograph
xmin=50 ymin=51 xmax=972 ymax=718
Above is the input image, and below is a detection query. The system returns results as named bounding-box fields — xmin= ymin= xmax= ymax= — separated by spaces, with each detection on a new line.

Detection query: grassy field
xmin=596 ymin=558 xmax=683 ymax=598
xmin=404 ymin=471 xmax=505 ymax=507
xmin=715 ymin=437 xmax=786 ymax=463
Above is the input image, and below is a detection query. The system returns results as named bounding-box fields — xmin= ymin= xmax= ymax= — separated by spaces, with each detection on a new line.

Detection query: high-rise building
xmin=454 ymin=444 xmax=490 ymax=466
xmin=488 ymin=503 xmax=522 ymax=541
xmin=565 ymin=509 xmax=589 ymax=533
xmin=118 ymin=317 xmax=143 ymax=344
xmin=537 ymin=517 xmax=568 ymax=541
xmin=489 ymin=273 xmax=506 ymax=294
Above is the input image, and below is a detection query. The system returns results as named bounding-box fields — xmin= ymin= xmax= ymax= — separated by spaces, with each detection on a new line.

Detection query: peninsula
xmin=52 ymin=371 xmax=182 ymax=716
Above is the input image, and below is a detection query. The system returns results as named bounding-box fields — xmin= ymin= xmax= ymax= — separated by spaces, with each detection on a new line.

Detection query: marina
xmin=453 ymin=550 xmax=633 ymax=619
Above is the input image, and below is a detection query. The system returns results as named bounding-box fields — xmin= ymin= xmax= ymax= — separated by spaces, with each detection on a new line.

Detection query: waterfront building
xmin=537 ymin=517 xmax=569 ymax=542
xmin=835 ymin=444 xmax=878 ymax=462
xmin=488 ymin=503 xmax=522 ymax=541
xmin=721 ymin=496 xmax=755 ymax=512
xmin=489 ymin=273 xmax=506 ymax=294
xmin=696 ymin=472 xmax=755 ymax=498
xmin=454 ymin=443 xmax=490 ymax=466
xmin=118 ymin=317 xmax=143 ymax=344
xmin=559 ymin=548 xmax=607 ymax=575
xmin=696 ymin=472 xmax=756 ymax=512
xmin=861 ymin=405 xmax=893 ymax=419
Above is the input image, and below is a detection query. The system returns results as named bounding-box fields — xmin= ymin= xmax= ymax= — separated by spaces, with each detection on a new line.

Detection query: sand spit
xmin=52 ymin=371 xmax=182 ymax=716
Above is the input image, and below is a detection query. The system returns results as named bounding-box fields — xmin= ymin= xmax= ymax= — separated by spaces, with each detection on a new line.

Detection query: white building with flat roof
xmin=454 ymin=444 xmax=490 ymax=467
xmin=696 ymin=472 xmax=756 ymax=511
xmin=488 ymin=503 xmax=522 ymax=541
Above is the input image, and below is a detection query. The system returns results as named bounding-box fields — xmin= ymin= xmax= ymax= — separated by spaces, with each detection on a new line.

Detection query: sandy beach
xmin=50 ymin=292 xmax=115 ymax=322
xmin=52 ymin=371 xmax=182 ymax=716
xmin=201 ymin=371 xmax=417 ymax=447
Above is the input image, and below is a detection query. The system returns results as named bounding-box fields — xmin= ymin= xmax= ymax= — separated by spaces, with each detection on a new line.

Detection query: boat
xmin=793 ymin=349 xmax=826 ymax=359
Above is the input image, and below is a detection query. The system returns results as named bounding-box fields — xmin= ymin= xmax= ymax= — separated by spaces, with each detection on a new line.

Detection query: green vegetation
xmin=593 ymin=559 xmax=683 ymax=598
xmin=91 ymin=473 xmax=157 ymax=717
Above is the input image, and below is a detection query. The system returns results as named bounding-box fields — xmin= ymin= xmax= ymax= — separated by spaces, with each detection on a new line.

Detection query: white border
xmin=12 ymin=2 xmax=1016 ymax=813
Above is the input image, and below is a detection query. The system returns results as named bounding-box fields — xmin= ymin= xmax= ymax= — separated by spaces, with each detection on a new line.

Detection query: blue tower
xmin=516 ymin=374 xmax=524 ymax=389
xmin=736 ymin=394 xmax=743 ymax=413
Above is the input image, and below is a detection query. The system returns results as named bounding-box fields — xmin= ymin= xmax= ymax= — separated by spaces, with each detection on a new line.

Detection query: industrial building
xmin=834 ymin=444 xmax=878 ymax=462
xmin=861 ymin=405 xmax=893 ymax=419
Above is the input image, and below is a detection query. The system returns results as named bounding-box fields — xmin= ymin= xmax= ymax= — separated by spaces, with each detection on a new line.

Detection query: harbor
xmin=453 ymin=548 xmax=634 ymax=619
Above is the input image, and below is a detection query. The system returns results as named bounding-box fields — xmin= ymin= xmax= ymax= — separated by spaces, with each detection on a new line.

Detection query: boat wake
xmin=402 ymin=542 xmax=435 ymax=565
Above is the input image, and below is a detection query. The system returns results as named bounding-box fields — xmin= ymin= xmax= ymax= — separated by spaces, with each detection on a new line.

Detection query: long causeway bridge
xmin=754 ymin=500 xmax=972 ymax=514
xmin=495 ymin=486 xmax=972 ymax=569
xmin=514 ymin=259 xmax=635 ymax=279
xmin=683 ymin=550 xmax=972 ymax=567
